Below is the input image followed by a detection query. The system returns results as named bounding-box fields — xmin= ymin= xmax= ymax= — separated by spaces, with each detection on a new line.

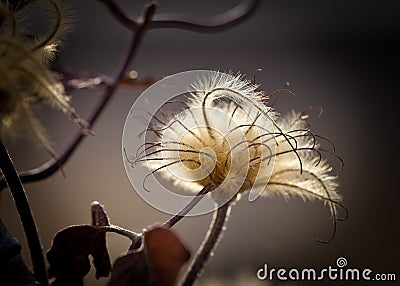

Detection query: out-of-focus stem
xmin=0 ymin=139 xmax=48 ymax=286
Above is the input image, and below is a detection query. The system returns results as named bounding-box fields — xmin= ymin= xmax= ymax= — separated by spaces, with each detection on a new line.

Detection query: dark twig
xmin=0 ymin=139 xmax=48 ymax=286
xmin=162 ymin=183 xmax=212 ymax=229
xmin=91 ymin=200 xmax=141 ymax=249
xmin=98 ymin=0 xmax=140 ymax=30
xmin=63 ymin=74 xmax=154 ymax=92
xmin=151 ymin=0 xmax=260 ymax=33
xmin=96 ymin=225 xmax=140 ymax=245
xmin=0 ymin=4 xmax=157 ymax=191
xmin=99 ymin=0 xmax=261 ymax=33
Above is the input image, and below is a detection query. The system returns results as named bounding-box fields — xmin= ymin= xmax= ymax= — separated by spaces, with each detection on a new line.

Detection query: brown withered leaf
xmin=0 ymin=217 xmax=36 ymax=286
xmin=107 ymin=251 xmax=149 ymax=286
xmin=108 ymin=227 xmax=190 ymax=286
xmin=47 ymin=225 xmax=111 ymax=285
xmin=145 ymin=227 xmax=191 ymax=285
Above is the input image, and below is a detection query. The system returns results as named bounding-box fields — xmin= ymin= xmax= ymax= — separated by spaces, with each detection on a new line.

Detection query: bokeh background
xmin=1 ymin=0 xmax=399 ymax=285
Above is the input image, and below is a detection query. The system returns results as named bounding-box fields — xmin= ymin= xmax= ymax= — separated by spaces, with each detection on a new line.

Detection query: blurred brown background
xmin=1 ymin=0 xmax=399 ymax=285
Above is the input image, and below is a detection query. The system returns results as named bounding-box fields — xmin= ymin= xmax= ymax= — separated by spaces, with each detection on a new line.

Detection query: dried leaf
xmin=91 ymin=201 xmax=110 ymax=227
xmin=108 ymin=227 xmax=190 ymax=286
xmin=145 ymin=227 xmax=191 ymax=286
xmin=47 ymin=225 xmax=111 ymax=285
xmin=107 ymin=251 xmax=149 ymax=286
xmin=0 ymin=218 xmax=36 ymax=286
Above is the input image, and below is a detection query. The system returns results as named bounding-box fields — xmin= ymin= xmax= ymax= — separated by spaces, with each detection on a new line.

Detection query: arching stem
xmin=0 ymin=138 xmax=48 ymax=286
xmin=181 ymin=198 xmax=234 ymax=286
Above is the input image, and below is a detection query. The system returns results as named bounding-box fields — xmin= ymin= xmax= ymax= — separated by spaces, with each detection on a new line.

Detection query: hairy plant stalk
xmin=0 ymin=139 xmax=48 ymax=286
xmin=97 ymin=225 xmax=140 ymax=245
xmin=181 ymin=200 xmax=232 ymax=286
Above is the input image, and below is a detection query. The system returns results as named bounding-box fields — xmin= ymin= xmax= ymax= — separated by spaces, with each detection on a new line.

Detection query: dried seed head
xmin=0 ymin=0 xmax=86 ymax=153
xmin=124 ymin=70 xmax=346 ymax=236
xmin=140 ymin=72 xmax=277 ymax=203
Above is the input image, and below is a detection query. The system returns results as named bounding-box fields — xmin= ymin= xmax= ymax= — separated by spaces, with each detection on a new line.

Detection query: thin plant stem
xmin=150 ymin=0 xmax=260 ymax=33
xmin=162 ymin=183 xmax=212 ymax=229
xmin=96 ymin=225 xmax=140 ymax=245
xmin=100 ymin=0 xmax=260 ymax=33
xmin=181 ymin=200 xmax=233 ymax=286
xmin=0 ymin=138 xmax=48 ymax=286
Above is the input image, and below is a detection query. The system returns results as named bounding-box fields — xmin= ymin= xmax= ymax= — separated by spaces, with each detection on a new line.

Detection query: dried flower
xmin=134 ymin=71 xmax=344 ymax=233
xmin=0 ymin=0 xmax=86 ymax=153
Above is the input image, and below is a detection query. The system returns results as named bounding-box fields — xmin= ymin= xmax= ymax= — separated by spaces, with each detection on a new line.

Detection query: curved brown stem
xmin=150 ymin=0 xmax=261 ymax=33
xmin=99 ymin=0 xmax=261 ymax=33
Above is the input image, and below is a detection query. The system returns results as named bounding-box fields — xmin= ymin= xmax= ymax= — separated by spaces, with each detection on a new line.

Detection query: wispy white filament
xmin=0 ymin=1 xmax=85 ymax=153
